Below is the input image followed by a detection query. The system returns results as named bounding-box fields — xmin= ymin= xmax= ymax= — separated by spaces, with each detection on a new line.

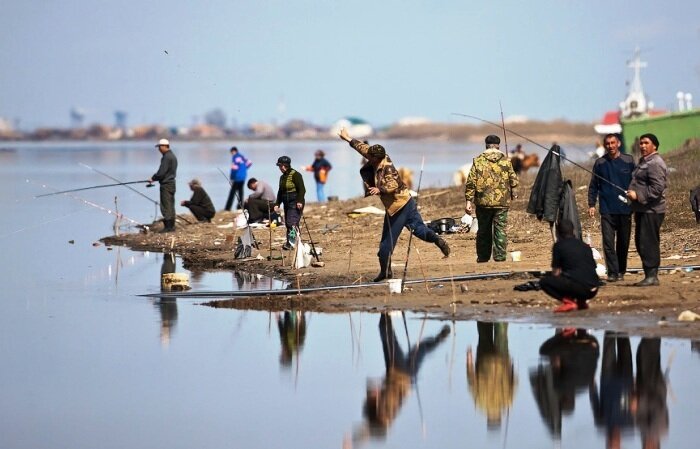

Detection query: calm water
xmin=1 ymin=141 xmax=698 ymax=449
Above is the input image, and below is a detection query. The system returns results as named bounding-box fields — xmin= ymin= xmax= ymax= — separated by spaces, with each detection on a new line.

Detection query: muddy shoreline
xmin=103 ymin=141 xmax=700 ymax=339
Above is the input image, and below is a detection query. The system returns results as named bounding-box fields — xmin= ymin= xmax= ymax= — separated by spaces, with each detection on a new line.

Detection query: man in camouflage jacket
xmin=339 ymin=128 xmax=450 ymax=282
xmin=465 ymin=135 xmax=519 ymax=262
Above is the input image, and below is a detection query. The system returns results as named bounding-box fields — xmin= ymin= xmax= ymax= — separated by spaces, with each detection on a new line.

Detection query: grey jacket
xmin=248 ymin=180 xmax=276 ymax=202
xmin=629 ymin=152 xmax=668 ymax=214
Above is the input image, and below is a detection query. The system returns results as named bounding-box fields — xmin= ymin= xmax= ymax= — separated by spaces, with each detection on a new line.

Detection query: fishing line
xmin=0 ymin=209 xmax=86 ymax=240
xmin=451 ymin=112 xmax=630 ymax=198
xmin=79 ymin=163 xmax=159 ymax=218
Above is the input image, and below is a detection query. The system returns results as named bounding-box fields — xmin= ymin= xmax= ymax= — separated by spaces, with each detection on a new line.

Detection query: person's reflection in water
xmin=590 ymin=332 xmax=634 ymax=449
xmin=530 ymin=328 xmax=599 ymax=439
xmin=276 ymin=310 xmax=307 ymax=368
xmin=346 ymin=312 xmax=450 ymax=447
xmin=467 ymin=322 xmax=517 ymax=430
xmin=635 ymin=338 xmax=668 ymax=449
xmin=157 ymin=253 xmax=178 ymax=347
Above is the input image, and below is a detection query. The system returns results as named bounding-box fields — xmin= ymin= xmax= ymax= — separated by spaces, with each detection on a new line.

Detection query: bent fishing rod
xmin=451 ymin=112 xmax=630 ymax=196
xmin=35 ymin=180 xmax=153 ymax=198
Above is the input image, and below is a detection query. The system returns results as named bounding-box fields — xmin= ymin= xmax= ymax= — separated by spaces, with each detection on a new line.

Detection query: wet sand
xmin=103 ymin=140 xmax=700 ymax=339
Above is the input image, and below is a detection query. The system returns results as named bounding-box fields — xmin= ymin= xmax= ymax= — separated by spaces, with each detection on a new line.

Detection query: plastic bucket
xmin=388 ymin=279 xmax=403 ymax=294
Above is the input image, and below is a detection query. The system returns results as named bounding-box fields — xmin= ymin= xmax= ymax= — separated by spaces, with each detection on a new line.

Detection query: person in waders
xmin=273 ymin=156 xmax=305 ymax=250
xmin=338 ymin=128 xmax=450 ymax=282
xmin=149 ymin=138 xmax=178 ymax=233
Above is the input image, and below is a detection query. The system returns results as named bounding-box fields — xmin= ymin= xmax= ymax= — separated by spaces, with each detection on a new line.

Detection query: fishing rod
xmin=35 ymin=180 xmax=152 ymax=198
xmin=79 ymin=163 xmax=159 ymax=210
xmin=29 ymin=179 xmax=146 ymax=227
xmin=499 ymin=101 xmax=509 ymax=158
xmin=217 ymin=167 xmax=259 ymax=248
xmin=401 ymin=156 xmax=426 ymax=289
xmin=451 ymin=112 xmax=630 ymax=197
xmin=301 ymin=215 xmax=321 ymax=263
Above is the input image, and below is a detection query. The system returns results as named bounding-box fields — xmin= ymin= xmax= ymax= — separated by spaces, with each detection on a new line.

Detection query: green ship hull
xmin=621 ymin=109 xmax=700 ymax=154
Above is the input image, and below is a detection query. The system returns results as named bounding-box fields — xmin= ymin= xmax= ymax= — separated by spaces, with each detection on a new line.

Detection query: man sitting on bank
xmin=180 ymin=179 xmax=215 ymax=223
xmin=539 ymin=219 xmax=600 ymax=312
xmin=245 ymin=177 xmax=277 ymax=223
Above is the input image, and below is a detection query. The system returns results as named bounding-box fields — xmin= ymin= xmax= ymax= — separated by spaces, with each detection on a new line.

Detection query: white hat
xmin=155 ymin=138 xmax=170 ymax=147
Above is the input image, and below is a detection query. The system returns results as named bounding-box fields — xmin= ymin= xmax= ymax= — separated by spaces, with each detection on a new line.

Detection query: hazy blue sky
xmin=1 ymin=0 xmax=698 ymax=129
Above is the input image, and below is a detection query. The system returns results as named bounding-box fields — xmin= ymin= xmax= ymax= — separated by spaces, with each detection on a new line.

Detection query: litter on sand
xmin=347 ymin=206 xmax=385 ymax=217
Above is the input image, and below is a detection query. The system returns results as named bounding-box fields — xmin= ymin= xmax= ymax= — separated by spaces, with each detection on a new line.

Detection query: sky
xmin=1 ymin=0 xmax=699 ymax=129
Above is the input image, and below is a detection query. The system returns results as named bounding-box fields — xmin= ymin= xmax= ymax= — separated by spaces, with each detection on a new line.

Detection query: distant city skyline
xmin=1 ymin=0 xmax=698 ymax=129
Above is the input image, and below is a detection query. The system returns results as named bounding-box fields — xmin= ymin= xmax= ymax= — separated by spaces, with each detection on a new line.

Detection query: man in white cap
xmin=149 ymin=138 xmax=178 ymax=232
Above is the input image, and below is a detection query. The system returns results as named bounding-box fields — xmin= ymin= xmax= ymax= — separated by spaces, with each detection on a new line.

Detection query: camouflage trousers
xmin=475 ymin=207 xmax=508 ymax=262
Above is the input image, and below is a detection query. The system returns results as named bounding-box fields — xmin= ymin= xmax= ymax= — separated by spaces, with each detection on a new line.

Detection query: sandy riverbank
xmin=102 ymin=140 xmax=700 ymax=339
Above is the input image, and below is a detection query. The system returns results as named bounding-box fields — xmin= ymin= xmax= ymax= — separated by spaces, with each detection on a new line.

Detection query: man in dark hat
xmin=626 ymin=133 xmax=668 ymax=286
xmin=148 ymin=138 xmax=178 ymax=233
xmin=273 ymin=156 xmax=306 ymax=250
xmin=338 ymin=128 xmax=449 ymax=282
xmin=465 ymin=135 xmax=519 ymax=262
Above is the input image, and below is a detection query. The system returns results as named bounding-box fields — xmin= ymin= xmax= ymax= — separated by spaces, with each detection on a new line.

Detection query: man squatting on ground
xmin=464 ymin=135 xmax=519 ymax=263
xmin=181 ymin=179 xmax=215 ymax=223
xmin=587 ymin=133 xmax=635 ymax=282
xmin=539 ymin=219 xmax=599 ymax=312
xmin=273 ymin=156 xmax=305 ymax=250
xmin=626 ymin=133 xmax=668 ymax=287
xmin=338 ymin=127 xmax=450 ymax=282
xmin=149 ymin=138 xmax=178 ymax=233
xmin=245 ymin=177 xmax=276 ymax=223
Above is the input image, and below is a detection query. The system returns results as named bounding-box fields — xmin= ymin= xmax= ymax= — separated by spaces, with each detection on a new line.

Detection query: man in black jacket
xmin=539 ymin=219 xmax=600 ymax=312
xmin=149 ymin=138 xmax=178 ymax=233
xmin=181 ymin=179 xmax=215 ymax=223
xmin=587 ymin=134 xmax=635 ymax=282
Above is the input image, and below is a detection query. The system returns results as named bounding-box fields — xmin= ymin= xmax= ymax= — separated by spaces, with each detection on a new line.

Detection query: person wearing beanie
xmin=148 ymin=138 xmax=178 ymax=233
xmin=464 ymin=135 xmax=519 ymax=262
xmin=338 ymin=127 xmax=450 ymax=283
xmin=626 ymin=133 xmax=668 ymax=286
xmin=273 ymin=156 xmax=306 ymax=250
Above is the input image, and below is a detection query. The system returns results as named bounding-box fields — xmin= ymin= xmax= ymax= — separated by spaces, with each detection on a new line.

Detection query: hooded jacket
xmin=464 ymin=148 xmax=518 ymax=208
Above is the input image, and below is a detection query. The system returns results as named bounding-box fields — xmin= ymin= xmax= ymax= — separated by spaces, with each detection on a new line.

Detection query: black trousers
xmin=159 ymin=183 xmax=176 ymax=221
xmin=539 ymin=274 xmax=598 ymax=302
xmin=634 ymin=212 xmax=664 ymax=270
xmin=225 ymin=181 xmax=245 ymax=211
xmin=185 ymin=204 xmax=214 ymax=222
xmin=246 ymin=198 xmax=273 ymax=223
xmin=600 ymin=213 xmax=632 ymax=276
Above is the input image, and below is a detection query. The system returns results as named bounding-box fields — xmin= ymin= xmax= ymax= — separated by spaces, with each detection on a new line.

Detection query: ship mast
xmin=620 ymin=47 xmax=650 ymax=118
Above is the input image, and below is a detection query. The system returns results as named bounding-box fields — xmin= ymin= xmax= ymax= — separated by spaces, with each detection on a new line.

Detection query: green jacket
xmin=275 ymin=168 xmax=306 ymax=206
xmin=465 ymin=149 xmax=518 ymax=208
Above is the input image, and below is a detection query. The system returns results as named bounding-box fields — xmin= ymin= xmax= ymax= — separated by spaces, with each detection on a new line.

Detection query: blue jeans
xmin=379 ymin=198 xmax=439 ymax=264
xmin=316 ymin=182 xmax=326 ymax=202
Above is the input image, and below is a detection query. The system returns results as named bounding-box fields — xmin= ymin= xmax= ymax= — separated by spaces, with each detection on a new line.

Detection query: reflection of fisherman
xmin=466 ymin=322 xmax=517 ymax=429
xmin=635 ymin=338 xmax=668 ymax=449
xmin=339 ymin=128 xmax=450 ymax=282
xmin=158 ymin=253 xmax=178 ymax=347
xmin=276 ymin=310 xmax=307 ymax=368
xmin=590 ymin=331 xmax=633 ymax=448
xmin=530 ymin=328 xmax=599 ymax=438
xmin=348 ymin=313 xmax=449 ymax=446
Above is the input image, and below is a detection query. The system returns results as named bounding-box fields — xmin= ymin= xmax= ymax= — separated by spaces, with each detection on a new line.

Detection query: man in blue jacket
xmin=587 ymin=133 xmax=635 ymax=282
xmin=224 ymin=146 xmax=252 ymax=211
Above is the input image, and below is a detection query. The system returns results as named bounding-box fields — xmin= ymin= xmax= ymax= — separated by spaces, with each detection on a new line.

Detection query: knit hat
xmin=640 ymin=133 xmax=660 ymax=150
xmin=485 ymin=135 xmax=501 ymax=145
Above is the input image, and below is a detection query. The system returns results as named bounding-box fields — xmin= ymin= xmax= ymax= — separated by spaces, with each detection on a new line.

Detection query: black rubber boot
xmin=373 ymin=258 xmax=390 ymax=282
xmin=160 ymin=219 xmax=175 ymax=233
xmin=633 ymin=268 xmax=659 ymax=287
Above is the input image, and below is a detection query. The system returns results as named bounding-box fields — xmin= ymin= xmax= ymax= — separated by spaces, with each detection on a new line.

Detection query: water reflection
xmin=636 ymin=338 xmax=668 ymax=449
xmin=276 ymin=310 xmax=307 ymax=369
xmin=531 ymin=328 xmax=599 ymax=438
xmin=348 ymin=312 xmax=450 ymax=447
xmin=591 ymin=332 xmax=633 ymax=447
xmin=466 ymin=322 xmax=517 ymax=430
xmin=156 ymin=252 xmax=178 ymax=347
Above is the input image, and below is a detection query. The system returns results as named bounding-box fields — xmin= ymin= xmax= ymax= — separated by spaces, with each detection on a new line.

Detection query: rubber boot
xmin=373 ymin=258 xmax=390 ymax=282
xmin=633 ymin=268 xmax=659 ymax=287
xmin=160 ymin=219 xmax=175 ymax=233
xmin=436 ymin=237 xmax=450 ymax=257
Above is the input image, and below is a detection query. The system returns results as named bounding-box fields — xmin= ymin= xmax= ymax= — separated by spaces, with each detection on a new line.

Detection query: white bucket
xmin=510 ymin=251 xmax=522 ymax=262
xmin=388 ymin=279 xmax=403 ymax=294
